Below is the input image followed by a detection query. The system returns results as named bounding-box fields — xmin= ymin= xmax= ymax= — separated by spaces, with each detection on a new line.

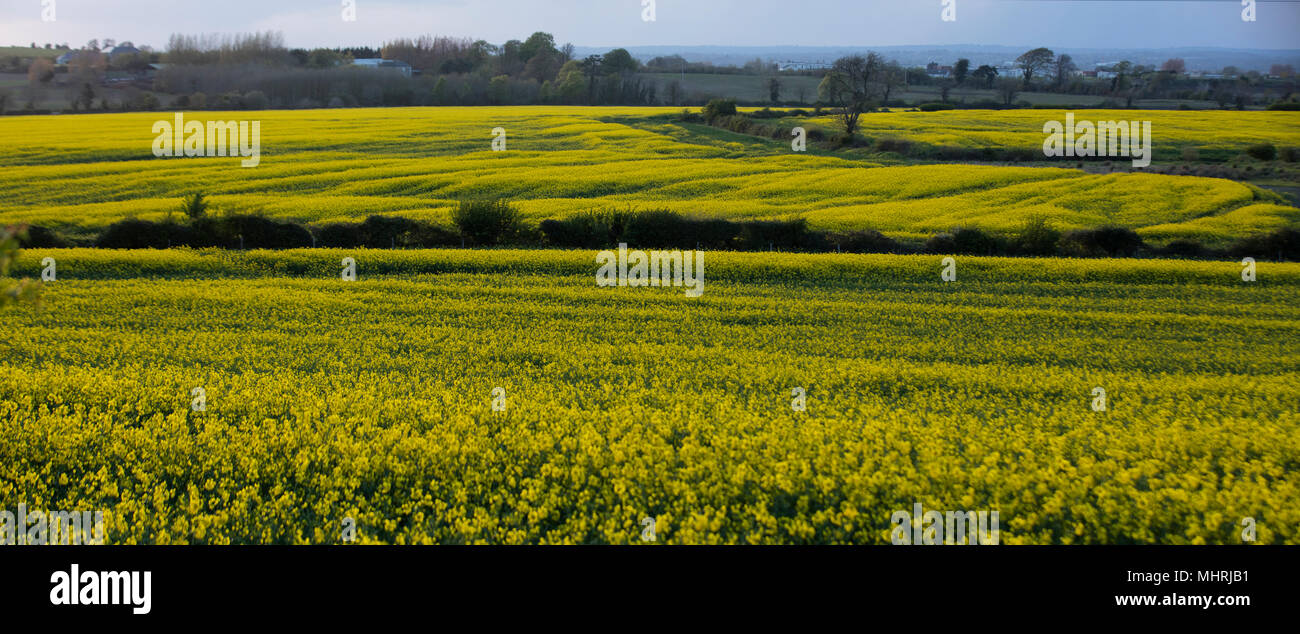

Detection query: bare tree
xmin=996 ymin=77 xmax=1020 ymax=106
xmin=881 ymin=61 xmax=906 ymax=105
xmin=666 ymin=80 xmax=682 ymax=105
xmin=818 ymin=53 xmax=886 ymax=135
xmin=27 ymin=58 xmax=54 ymax=84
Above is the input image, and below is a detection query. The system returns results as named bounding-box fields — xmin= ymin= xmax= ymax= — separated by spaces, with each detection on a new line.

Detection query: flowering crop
xmin=2 ymin=249 xmax=1296 ymax=544
xmin=0 ymin=107 xmax=1292 ymax=244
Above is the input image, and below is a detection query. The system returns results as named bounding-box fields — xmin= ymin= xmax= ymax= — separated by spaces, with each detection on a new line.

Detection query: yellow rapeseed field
xmin=2 ymin=249 xmax=1297 ymax=544
xmin=802 ymin=109 xmax=1300 ymax=153
xmin=0 ymin=107 xmax=1294 ymax=244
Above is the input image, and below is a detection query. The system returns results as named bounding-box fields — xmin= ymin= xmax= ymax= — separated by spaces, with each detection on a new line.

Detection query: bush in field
xmin=702 ymin=98 xmax=738 ymax=122
xmin=180 ymin=193 xmax=209 ymax=220
xmin=738 ymin=219 xmax=814 ymax=250
xmin=1245 ymin=143 xmax=1277 ymax=161
xmin=925 ymin=228 xmax=1004 ymax=255
xmin=828 ymin=230 xmax=901 ymax=254
xmin=622 ymin=209 xmax=698 ymax=248
xmin=540 ymin=209 xmax=630 ymax=248
xmin=953 ymin=227 xmax=1004 ymax=255
xmin=316 ymin=222 xmax=365 ymax=248
xmin=16 ymin=225 xmax=71 ymax=248
xmin=875 ymin=137 xmax=911 ymax=154
xmin=96 ymin=220 xmax=194 ymax=249
xmin=1161 ymin=239 xmax=1209 ymax=258
xmin=451 ymin=199 xmax=524 ymax=246
xmin=317 ymin=216 xmax=461 ymax=248
xmin=1059 ymin=226 xmax=1146 ymax=257
xmin=0 ymin=225 xmax=41 ymax=307
xmin=359 ymin=215 xmax=459 ymax=248
xmin=924 ymin=232 xmax=958 ymax=254
xmin=1012 ymin=217 xmax=1061 ymax=256
xmin=219 ymin=216 xmax=313 ymax=249
xmin=1229 ymin=228 xmax=1300 ymax=262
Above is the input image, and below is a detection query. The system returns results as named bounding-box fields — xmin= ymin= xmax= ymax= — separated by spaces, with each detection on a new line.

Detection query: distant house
xmin=925 ymin=62 xmax=953 ymax=78
xmin=55 ymin=51 xmax=78 ymax=66
xmin=352 ymin=58 xmax=412 ymax=78
xmin=777 ymin=60 xmax=831 ymax=72
xmin=107 ymin=44 xmax=141 ymax=60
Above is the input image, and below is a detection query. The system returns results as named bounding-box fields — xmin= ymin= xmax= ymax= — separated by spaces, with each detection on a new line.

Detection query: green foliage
xmin=1245 ymin=143 xmax=1277 ymax=161
xmin=701 ymin=98 xmax=738 ymax=122
xmin=1013 ymin=217 xmax=1061 ymax=256
xmin=180 ymin=192 xmax=210 ymax=220
xmin=451 ymin=199 xmax=525 ymax=246
xmin=0 ymin=225 xmax=41 ymax=306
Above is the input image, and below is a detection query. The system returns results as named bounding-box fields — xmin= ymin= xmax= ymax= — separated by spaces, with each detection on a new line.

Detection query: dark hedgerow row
xmin=17 ymin=200 xmax=1300 ymax=261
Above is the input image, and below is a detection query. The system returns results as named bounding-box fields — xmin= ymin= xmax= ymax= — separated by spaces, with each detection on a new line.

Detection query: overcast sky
xmin=2 ymin=0 xmax=1297 ymax=51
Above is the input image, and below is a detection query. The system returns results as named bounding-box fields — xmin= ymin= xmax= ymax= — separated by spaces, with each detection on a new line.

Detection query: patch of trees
xmin=138 ymin=31 xmax=661 ymax=108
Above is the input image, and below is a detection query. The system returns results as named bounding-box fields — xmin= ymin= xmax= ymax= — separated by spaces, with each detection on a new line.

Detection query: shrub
xmin=16 ymin=225 xmax=70 ymax=248
xmin=622 ymin=209 xmax=696 ymax=248
xmin=924 ymin=232 xmax=957 ymax=254
xmin=1161 ymin=239 xmax=1208 ymax=258
xmin=702 ymin=98 xmax=738 ymax=122
xmin=96 ymin=220 xmax=194 ymax=249
xmin=829 ymin=230 xmax=900 ymax=254
xmin=451 ymin=199 xmax=524 ymax=246
xmin=1059 ymin=226 xmax=1146 ymax=257
xmin=719 ymin=114 xmax=753 ymax=134
xmin=1266 ymin=102 xmax=1300 ymax=111
xmin=917 ymin=102 xmax=955 ymax=112
xmin=540 ymin=209 xmax=630 ymax=248
xmin=738 ymin=219 xmax=812 ymax=250
xmin=242 ymin=90 xmax=268 ymax=110
xmin=1229 ymin=228 xmax=1300 ymax=262
xmin=1012 ymin=217 xmax=1060 ymax=256
xmin=357 ymin=215 xmax=459 ymax=248
xmin=676 ymin=109 xmax=703 ymax=123
xmin=316 ymin=222 xmax=365 ymax=248
xmin=217 ymin=216 xmax=313 ymax=249
xmin=1281 ymin=147 xmax=1300 ymax=163
xmin=875 ymin=137 xmax=911 ymax=154
xmin=180 ymin=192 xmax=209 ymax=220
xmin=945 ymin=227 xmax=1003 ymax=255
xmin=1245 ymin=143 xmax=1277 ymax=161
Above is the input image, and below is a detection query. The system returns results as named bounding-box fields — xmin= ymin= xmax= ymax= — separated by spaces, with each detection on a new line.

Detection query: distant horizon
xmin=9 ymin=42 xmax=1299 ymax=53
xmin=3 ymin=0 xmax=1296 ymax=51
